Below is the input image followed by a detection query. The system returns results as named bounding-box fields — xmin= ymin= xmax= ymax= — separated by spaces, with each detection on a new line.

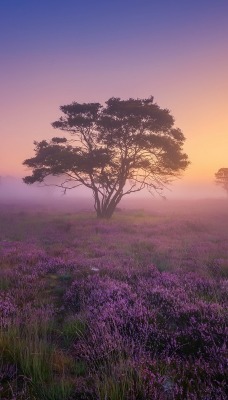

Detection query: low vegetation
xmin=0 ymin=201 xmax=227 ymax=399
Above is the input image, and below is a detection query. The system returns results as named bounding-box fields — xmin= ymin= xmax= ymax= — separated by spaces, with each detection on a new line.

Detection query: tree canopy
xmin=23 ymin=96 xmax=190 ymax=218
xmin=215 ymin=168 xmax=228 ymax=195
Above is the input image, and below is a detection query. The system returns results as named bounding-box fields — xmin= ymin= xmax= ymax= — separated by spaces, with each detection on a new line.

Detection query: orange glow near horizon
xmin=1 ymin=2 xmax=228 ymax=199
xmin=1 ymin=71 xmax=227 ymax=189
xmin=1 ymin=88 xmax=227 ymax=195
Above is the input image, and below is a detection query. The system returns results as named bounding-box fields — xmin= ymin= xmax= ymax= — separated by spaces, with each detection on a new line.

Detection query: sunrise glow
xmin=1 ymin=1 xmax=228 ymax=198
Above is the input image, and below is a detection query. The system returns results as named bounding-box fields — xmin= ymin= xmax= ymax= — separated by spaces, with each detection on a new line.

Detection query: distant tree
xmin=215 ymin=168 xmax=228 ymax=195
xmin=23 ymin=96 xmax=189 ymax=218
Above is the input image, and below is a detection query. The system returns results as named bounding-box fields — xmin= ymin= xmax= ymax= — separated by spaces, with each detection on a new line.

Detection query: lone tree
xmin=215 ymin=168 xmax=228 ymax=195
xmin=23 ymin=96 xmax=189 ymax=218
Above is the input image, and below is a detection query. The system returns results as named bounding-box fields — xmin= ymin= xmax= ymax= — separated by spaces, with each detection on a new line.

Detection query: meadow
xmin=0 ymin=199 xmax=227 ymax=399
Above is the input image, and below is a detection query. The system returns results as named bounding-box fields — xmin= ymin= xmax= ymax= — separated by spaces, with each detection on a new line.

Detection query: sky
xmin=0 ymin=0 xmax=228 ymax=198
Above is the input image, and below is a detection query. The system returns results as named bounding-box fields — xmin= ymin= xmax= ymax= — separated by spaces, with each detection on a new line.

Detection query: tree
xmin=215 ymin=168 xmax=228 ymax=195
xmin=23 ymin=96 xmax=189 ymax=218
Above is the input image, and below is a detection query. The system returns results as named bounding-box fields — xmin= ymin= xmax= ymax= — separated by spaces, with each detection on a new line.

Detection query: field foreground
xmin=0 ymin=200 xmax=227 ymax=399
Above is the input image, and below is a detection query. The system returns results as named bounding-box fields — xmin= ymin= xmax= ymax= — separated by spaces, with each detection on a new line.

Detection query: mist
xmin=0 ymin=175 xmax=226 ymax=217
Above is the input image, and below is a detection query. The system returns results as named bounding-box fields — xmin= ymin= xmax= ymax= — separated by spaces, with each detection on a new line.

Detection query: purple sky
xmin=1 ymin=0 xmax=228 ymax=198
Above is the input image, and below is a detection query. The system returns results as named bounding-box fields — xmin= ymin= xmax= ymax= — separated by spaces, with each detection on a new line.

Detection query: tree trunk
xmin=95 ymin=187 xmax=124 ymax=218
xmin=96 ymin=201 xmax=118 ymax=219
xmin=96 ymin=208 xmax=114 ymax=219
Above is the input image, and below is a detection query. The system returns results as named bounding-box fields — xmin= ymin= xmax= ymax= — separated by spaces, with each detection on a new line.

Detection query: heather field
xmin=0 ymin=200 xmax=227 ymax=400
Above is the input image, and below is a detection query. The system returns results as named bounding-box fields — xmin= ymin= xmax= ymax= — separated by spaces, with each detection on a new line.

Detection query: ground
xmin=0 ymin=198 xmax=227 ymax=399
